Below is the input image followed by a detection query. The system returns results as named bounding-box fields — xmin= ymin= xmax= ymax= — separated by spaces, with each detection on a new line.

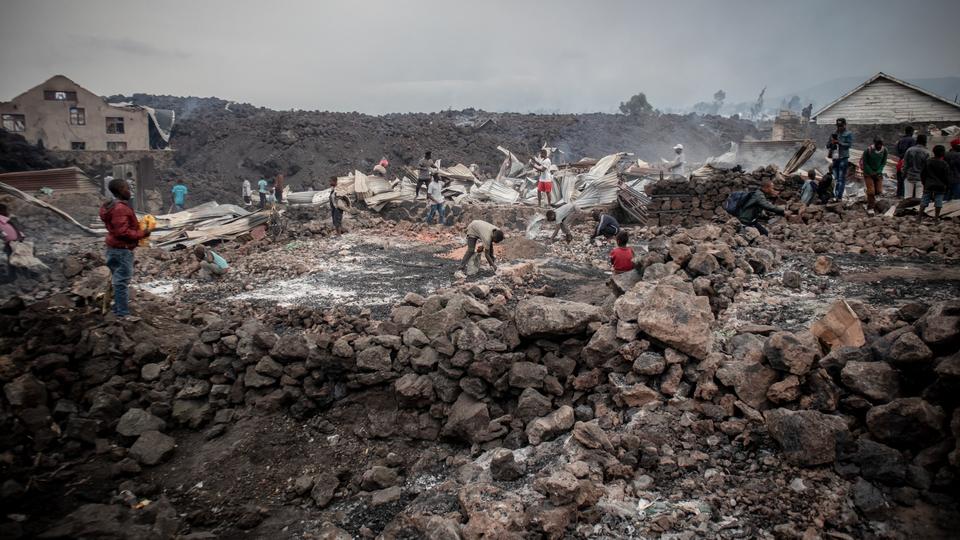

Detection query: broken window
xmin=106 ymin=117 xmax=125 ymax=134
xmin=43 ymin=90 xmax=77 ymax=101
xmin=69 ymin=107 xmax=86 ymax=125
xmin=71 ymin=141 xmax=86 ymax=150
xmin=1 ymin=113 xmax=26 ymax=132
xmin=107 ymin=141 xmax=127 ymax=151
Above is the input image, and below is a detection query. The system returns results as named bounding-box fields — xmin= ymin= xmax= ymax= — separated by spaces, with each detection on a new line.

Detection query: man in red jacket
xmin=99 ymin=178 xmax=149 ymax=317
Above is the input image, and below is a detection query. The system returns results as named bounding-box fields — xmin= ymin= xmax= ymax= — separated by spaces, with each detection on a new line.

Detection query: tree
xmin=713 ymin=90 xmax=726 ymax=104
xmin=750 ymin=86 xmax=767 ymax=119
xmin=619 ymin=93 xmax=654 ymax=116
xmin=786 ymin=95 xmax=801 ymax=111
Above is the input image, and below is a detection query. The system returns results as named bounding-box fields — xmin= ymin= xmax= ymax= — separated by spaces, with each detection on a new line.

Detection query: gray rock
xmin=516 ymin=388 xmax=552 ymax=422
xmin=514 ymin=297 xmax=601 ymax=337
xmin=852 ymin=478 xmax=887 ymax=518
xmin=403 ymin=327 xmax=430 ymax=348
xmin=840 ymin=361 xmax=899 ymax=402
xmin=686 ymin=252 xmax=720 ymax=277
xmin=526 ymin=405 xmax=575 ymax=445
xmin=140 ymin=363 xmax=163 ymax=382
xmin=716 ymin=360 xmax=778 ymax=409
xmin=356 ymin=345 xmax=392 ymax=372
xmin=490 ymin=448 xmax=523 ymax=481
xmin=915 ymin=300 xmax=960 ymax=347
xmin=255 ymin=357 xmax=284 ymax=378
xmin=243 ymin=365 xmax=275 ymax=388
xmin=617 ymin=282 xmax=715 ymax=360
xmin=176 ymin=379 xmax=211 ymax=400
xmin=116 ymin=408 xmax=166 ymax=437
xmin=129 ymin=430 xmax=176 ymax=465
xmin=764 ymin=408 xmax=849 ymax=466
xmin=441 ymin=394 xmax=490 ymax=444
xmin=866 ymin=398 xmax=945 ymax=448
xmin=782 ymin=270 xmax=801 ymax=289
xmin=360 ymin=466 xmax=400 ymax=490
xmin=508 ymin=362 xmax=547 ymax=389
xmin=632 ymin=352 xmax=666 ymax=375
xmin=764 ymin=331 xmax=821 ymax=375
xmin=311 ymin=473 xmax=339 ymax=508
xmin=3 ymin=373 xmax=47 ymax=407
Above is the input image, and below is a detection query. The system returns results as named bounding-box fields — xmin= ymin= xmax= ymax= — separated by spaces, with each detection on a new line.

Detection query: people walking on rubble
xmin=828 ymin=118 xmax=853 ymax=199
xmin=862 ymin=138 xmax=888 ymax=214
xmin=171 ymin=179 xmax=188 ymax=213
xmin=666 ymin=144 xmax=686 ymax=178
xmin=459 ymin=220 xmax=504 ymax=274
xmin=329 ymin=176 xmax=344 ymax=235
xmin=918 ymin=145 xmax=950 ymax=223
xmin=189 ymin=245 xmax=229 ymax=279
xmin=417 ymin=151 xmax=435 ymax=199
xmin=735 ymin=179 xmax=785 ymax=236
xmin=275 ymin=173 xmax=285 ymax=204
xmin=242 ymin=179 xmax=252 ymax=206
xmin=894 ymin=126 xmax=916 ymax=198
xmin=257 ymin=176 xmax=269 ymax=209
xmin=546 ymin=202 xmax=577 ymax=243
xmin=609 ymin=230 xmax=635 ymax=274
xmin=424 ymin=174 xmax=447 ymax=226
xmin=372 ymin=158 xmax=389 ymax=177
xmin=99 ymin=178 xmax=150 ymax=319
xmin=903 ymin=134 xmax=930 ymax=199
xmin=589 ymin=210 xmax=620 ymax=242
xmin=534 ymin=148 xmax=554 ymax=207
xmin=944 ymin=138 xmax=960 ymax=202
xmin=800 ymin=169 xmax=818 ymax=206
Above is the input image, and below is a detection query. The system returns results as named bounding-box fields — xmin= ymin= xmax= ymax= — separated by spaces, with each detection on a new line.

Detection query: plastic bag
xmin=138 ymin=214 xmax=156 ymax=247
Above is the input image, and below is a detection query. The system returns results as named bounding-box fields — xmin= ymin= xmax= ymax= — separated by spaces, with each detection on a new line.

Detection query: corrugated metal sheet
xmin=0 ymin=167 xmax=99 ymax=194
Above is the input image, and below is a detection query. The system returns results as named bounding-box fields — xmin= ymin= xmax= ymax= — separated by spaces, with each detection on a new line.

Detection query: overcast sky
xmin=1 ymin=0 xmax=958 ymax=114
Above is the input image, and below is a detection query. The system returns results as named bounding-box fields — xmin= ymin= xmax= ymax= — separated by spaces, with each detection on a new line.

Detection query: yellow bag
xmin=138 ymin=214 xmax=156 ymax=247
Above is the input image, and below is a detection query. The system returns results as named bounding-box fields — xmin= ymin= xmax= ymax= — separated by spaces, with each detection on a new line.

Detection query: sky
xmin=1 ymin=0 xmax=958 ymax=114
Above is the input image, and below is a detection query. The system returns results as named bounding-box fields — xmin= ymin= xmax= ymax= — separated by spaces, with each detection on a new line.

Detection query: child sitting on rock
xmin=609 ymin=230 xmax=635 ymax=274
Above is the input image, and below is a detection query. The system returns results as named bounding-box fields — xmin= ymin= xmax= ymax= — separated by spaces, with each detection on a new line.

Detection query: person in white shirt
xmin=667 ymin=144 xmax=686 ymax=177
xmin=424 ymin=174 xmax=447 ymax=225
xmin=241 ymin=179 xmax=252 ymax=205
xmin=534 ymin=148 xmax=554 ymax=207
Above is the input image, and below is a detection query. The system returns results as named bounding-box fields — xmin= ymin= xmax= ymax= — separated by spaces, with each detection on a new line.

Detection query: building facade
xmin=0 ymin=75 xmax=151 ymax=151
xmin=813 ymin=72 xmax=960 ymax=125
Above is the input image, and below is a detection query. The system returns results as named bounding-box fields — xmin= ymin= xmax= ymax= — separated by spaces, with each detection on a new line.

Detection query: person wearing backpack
xmin=727 ymin=180 xmax=785 ymax=236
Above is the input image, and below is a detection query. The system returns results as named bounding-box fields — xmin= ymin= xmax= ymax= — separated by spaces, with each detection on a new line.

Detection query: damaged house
xmin=812 ymin=72 xmax=960 ymax=125
xmin=0 ymin=74 xmax=173 ymax=151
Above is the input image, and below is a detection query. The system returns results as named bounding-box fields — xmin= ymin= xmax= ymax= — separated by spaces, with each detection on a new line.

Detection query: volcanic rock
xmin=764 ymin=331 xmax=820 ymax=375
xmin=764 ymin=408 xmax=849 ymax=466
xmin=866 ymin=398 xmax=945 ymax=448
xmin=514 ymin=297 xmax=601 ymax=336
xmin=129 ymin=430 xmax=176 ymax=465
xmin=840 ymin=361 xmax=899 ymax=402
xmin=116 ymin=408 xmax=166 ymax=437
xmin=526 ymin=405 xmax=575 ymax=445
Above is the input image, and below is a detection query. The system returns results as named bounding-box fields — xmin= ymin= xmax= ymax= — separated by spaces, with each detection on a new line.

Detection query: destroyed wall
xmin=643 ymin=167 xmax=800 ymax=227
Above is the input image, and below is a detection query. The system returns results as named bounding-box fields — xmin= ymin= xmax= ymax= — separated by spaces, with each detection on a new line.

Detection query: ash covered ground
xmin=1 ymin=178 xmax=960 ymax=540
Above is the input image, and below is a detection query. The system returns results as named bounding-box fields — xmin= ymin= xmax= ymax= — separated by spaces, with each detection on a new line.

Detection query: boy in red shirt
xmin=609 ymin=230 xmax=635 ymax=274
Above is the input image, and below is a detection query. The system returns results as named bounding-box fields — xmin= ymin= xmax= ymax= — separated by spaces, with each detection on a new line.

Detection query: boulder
xmin=915 ymin=301 xmax=960 ymax=348
xmin=813 ymin=255 xmax=837 ymax=276
xmin=243 ymin=366 xmax=275 ymax=388
xmin=766 ymin=375 xmax=801 ymax=404
xmin=508 ymin=362 xmax=547 ymax=389
xmin=116 ymin=408 xmax=166 ymax=437
xmin=271 ymin=334 xmax=312 ymax=362
xmin=840 ymin=361 xmax=899 ymax=402
xmin=514 ymin=297 xmax=601 ymax=336
xmin=764 ymin=408 xmax=849 ymax=466
xmin=847 ymin=439 xmax=906 ymax=486
xmin=3 ymin=373 xmax=47 ymax=407
xmin=311 ymin=473 xmax=339 ymax=508
xmin=403 ymin=327 xmax=430 ymax=348
xmin=360 ymin=466 xmax=400 ymax=490
xmin=782 ymin=271 xmax=801 ymax=289
xmin=764 ymin=331 xmax=821 ymax=375
xmin=254 ymin=357 xmax=284 ymax=378
xmin=129 ymin=431 xmax=176 ymax=465
xmin=632 ymin=352 xmax=666 ymax=375
xmin=686 ymin=252 xmax=720 ymax=277
xmin=571 ymin=421 xmax=614 ymax=453
xmin=620 ymin=283 xmax=714 ymax=360
xmin=526 ymin=405 xmax=575 ymax=445
xmin=395 ymin=374 xmax=435 ymax=408
xmin=716 ymin=361 xmax=778 ymax=408
xmin=866 ymin=398 xmax=945 ymax=448
xmin=534 ymin=470 xmax=580 ymax=506
xmin=888 ymin=332 xmax=933 ymax=364
xmin=490 ymin=448 xmax=524 ymax=481
xmin=516 ymin=388 xmax=552 ymax=422
xmin=441 ymin=394 xmax=490 ymax=444
xmin=356 ymin=345 xmax=392 ymax=372
xmin=615 ymin=383 xmax=660 ymax=408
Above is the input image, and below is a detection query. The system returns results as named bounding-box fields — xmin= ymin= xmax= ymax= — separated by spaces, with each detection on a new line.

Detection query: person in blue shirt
xmin=191 ymin=245 xmax=229 ymax=279
xmin=171 ymin=180 xmax=188 ymax=212
xmin=257 ymin=177 xmax=269 ymax=209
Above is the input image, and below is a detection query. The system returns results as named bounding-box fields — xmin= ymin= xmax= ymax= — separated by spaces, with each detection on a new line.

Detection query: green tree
xmin=619 ymin=92 xmax=654 ymax=116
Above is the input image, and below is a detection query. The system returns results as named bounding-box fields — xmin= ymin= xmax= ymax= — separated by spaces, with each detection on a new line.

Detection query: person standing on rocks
xmin=424 ymin=174 xmax=447 ymax=226
xmin=274 ymin=173 xmax=285 ymax=204
xmin=546 ymin=202 xmax=577 ymax=243
xmin=257 ymin=176 xmax=269 ymax=209
xmin=894 ymin=126 xmax=916 ymax=198
xmin=534 ymin=148 xmax=554 ymax=207
xmin=736 ymin=179 xmax=785 ymax=236
xmin=829 ymin=118 xmax=853 ymax=200
xmin=589 ymin=210 xmax=620 ymax=242
xmin=99 ymin=178 xmax=149 ymax=319
xmin=903 ymin=134 xmax=930 ymax=199
xmin=918 ymin=145 xmax=950 ymax=223
xmin=459 ymin=220 xmax=504 ymax=273
xmin=861 ymin=138 xmax=887 ymax=214
xmin=417 ymin=151 xmax=435 ymax=200
xmin=242 ymin=178 xmax=252 ymax=206
xmin=329 ymin=176 xmax=344 ymax=235
xmin=171 ymin=179 xmax=188 ymax=213
xmin=944 ymin=138 xmax=960 ymax=202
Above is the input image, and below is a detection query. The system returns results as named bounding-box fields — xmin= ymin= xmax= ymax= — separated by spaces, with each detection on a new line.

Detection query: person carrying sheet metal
xmin=171 ymin=179 xmax=188 ymax=212
xmin=534 ymin=148 xmax=554 ymax=207
xmin=99 ymin=178 xmax=150 ymax=319
xmin=459 ymin=220 xmax=504 ymax=273
xmin=589 ymin=210 xmax=620 ymax=241
xmin=545 ymin=202 xmax=577 ymax=243
xmin=417 ymin=151 xmax=435 ymax=199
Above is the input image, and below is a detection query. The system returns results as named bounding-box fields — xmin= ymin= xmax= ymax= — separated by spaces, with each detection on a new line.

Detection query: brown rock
xmin=840 ymin=361 xmax=899 ymax=402
xmin=764 ymin=408 xmax=849 ymax=466
xmin=764 ymin=331 xmax=821 ymax=375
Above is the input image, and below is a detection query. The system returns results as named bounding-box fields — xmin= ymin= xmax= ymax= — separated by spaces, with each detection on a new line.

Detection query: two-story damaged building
xmin=0 ymin=75 xmax=173 ymax=151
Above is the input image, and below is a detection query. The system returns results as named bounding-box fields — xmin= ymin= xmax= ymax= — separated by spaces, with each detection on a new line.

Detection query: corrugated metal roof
xmin=0 ymin=167 xmax=99 ymax=194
